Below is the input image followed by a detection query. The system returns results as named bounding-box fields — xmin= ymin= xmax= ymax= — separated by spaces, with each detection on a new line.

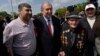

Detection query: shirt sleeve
xmin=3 ymin=25 xmax=13 ymax=48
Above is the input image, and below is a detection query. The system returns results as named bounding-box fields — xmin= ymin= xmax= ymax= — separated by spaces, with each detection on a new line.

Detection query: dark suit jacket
xmin=0 ymin=20 xmax=8 ymax=56
xmin=80 ymin=16 xmax=100 ymax=56
xmin=33 ymin=16 xmax=62 ymax=56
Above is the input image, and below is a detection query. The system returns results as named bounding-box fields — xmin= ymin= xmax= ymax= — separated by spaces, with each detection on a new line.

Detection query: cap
xmin=66 ymin=12 xmax=82 ymax=20
xmin=85 ymin=4 xmax=96 ymax=11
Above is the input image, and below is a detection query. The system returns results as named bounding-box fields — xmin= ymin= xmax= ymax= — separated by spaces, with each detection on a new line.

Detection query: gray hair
xmin=41 ymin=2 xmax=52 ymax=11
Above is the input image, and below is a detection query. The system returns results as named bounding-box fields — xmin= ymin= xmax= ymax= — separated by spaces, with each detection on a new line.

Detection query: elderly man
xmin=81 ymin=3 xmax=100 ymax=56
xmin=3 ymin=3 xmax=36 ymax=56
xmin=33 ymin=2 xmax=61 ymax=56
xmin=59 ymin=12 xmax=88 ymax=56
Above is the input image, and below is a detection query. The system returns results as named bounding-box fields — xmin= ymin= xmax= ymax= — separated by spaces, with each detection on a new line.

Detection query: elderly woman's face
xmin=85 ymin=8 xmax=95 ymax=18
xmin=68 ymin=18 xmax=80 ymax=29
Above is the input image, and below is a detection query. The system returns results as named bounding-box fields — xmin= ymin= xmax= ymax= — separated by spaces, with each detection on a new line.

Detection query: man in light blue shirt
xmin=3 ymin=3 xmax=36 ymax=56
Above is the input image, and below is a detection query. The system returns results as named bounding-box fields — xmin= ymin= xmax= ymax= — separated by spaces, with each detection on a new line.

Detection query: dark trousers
xmin=0 ymin=44 xmax=9 ymax=56
xmin=13 ymin=53 xmax=21 ymax=56
xmin=13 ymin=52 xmax=36 ymax=56
xmin=86 ymin=44 xmax=94 ymax=56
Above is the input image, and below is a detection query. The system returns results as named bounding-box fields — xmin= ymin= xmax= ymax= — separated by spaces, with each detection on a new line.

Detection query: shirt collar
xmin=43 ymin=16 xmax=52 ymax=23
xmin=87 ymin=16 xmax=96 ymax=20
xmin=18 ymin=17 xmax=31 ymax=27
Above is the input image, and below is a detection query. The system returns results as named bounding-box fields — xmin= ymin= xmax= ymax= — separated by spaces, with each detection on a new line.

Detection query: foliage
xmin=55 ymin=7 xmax=67 ymax=17
xmin=0 ymin=11 xmax=18 ymax=20
xmin=36 ymin=13 xmax=42 ymax=18
xmin=11 ymin=12 xmax=18 ymax=19
xmin=0 ymin=11 xmax=11 ymax=17
xmin=75 ymin=2 xmax=87 ymax=13
xmin=54 ymin=2 xmax=87 ymax=18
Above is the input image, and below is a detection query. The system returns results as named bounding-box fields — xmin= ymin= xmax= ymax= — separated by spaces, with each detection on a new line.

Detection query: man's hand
xmin=58 ymin=51 xmax=65 ymax=56
xmin=7 ymin=48 xmax=13 ymax=56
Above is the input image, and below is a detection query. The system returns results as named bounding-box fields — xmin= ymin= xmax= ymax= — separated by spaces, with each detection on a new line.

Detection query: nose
xmin=29 ymin=11 xmax=32 ymax=14
xmin=48 ymin=9 xmax=52 ymax=13
xmin=72 ymin=20 xmax=76 ymax=23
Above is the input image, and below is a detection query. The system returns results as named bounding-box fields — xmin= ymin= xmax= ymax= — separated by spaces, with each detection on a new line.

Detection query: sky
xmin=0 ymin=0 xmax=99 ymax=15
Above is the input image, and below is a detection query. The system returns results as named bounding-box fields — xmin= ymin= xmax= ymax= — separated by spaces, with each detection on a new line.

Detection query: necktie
xmin=48 ymin=19 xmax=52 ymax=36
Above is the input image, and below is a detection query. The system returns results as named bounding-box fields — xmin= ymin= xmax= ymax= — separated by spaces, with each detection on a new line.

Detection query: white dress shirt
xmin=43 ymin=16 xmax=54 ymax=36
xmin=87 ymin=16 xmax=96 ymax=29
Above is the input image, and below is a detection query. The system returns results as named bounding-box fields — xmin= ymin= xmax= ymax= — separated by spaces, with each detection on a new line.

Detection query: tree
xmin=55 ymin=7 xmax=67 ymax=17
xmin=74 ymin=2 xmax=87 ymax=13
xmin=36 ymin=13 xmax=42 ymax=18
xmin=11 ymin=12 xmax=18 ymax=19
xmin=0 ymin=11 xmax=11 ymax=17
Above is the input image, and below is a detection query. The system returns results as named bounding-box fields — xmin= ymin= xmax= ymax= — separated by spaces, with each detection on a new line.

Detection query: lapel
xmin=52 ymin=16 xmax=55 ymax=36
xmin=84 ymin=16 xmax=98 ymax=30
xmin=93 ymin=16 xmax=98 ymax=30
xmin=41 ymin=16 xmax=54 ymax=37
xmin=40 ymin=16 xmax=48 ymax=30
xmin=83 ymin=18 xmax=91 ymax=30
xmin=93 ymin=16 xmax=100 ymax=36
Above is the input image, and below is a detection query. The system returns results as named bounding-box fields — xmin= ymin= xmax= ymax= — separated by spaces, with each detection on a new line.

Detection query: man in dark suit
xmin=80 ymin=3 xmax=100 ymax=56
xmin=33 ymin=2 xmax=62 ymax=56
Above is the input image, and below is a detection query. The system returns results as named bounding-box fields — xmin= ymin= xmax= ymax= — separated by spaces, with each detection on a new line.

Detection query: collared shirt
xmin=3 ymin=17 xmax=36 ymax=56
xmin=87 ymin=16 xmax=96 ymax=29
xmin=43 ymin=16 xmax=54 ymax=36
